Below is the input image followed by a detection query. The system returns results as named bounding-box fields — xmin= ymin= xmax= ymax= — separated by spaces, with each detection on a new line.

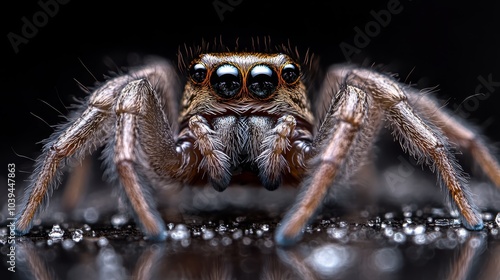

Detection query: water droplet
xmin=242 ymin=236 xmax=252 ymax=245
xmin=338 ymin=221 xmax=348 ymax=228
xmin=111 ymin=214 xmax=128 ymax=228
xmin=170 ymin=224 xmax=190 ymax=241
xmin=327 ymin=227 xmax=348 ymax=240
xmin=393 ymin=232 xmax=406 ymax=243
xmin=495 ymin=212 xmax=500 ymax=227
xmin=384 ymin=212 xmax=395 ymax=220
xmin=192 ymin=228 xmax=201 ymax=236
xmin=468 ymin=237 xmax=483 ymax=248
xmin=482 ymin=212 xmax=493 ymax=221
xmin=83 ymin=207 xmax=99 ymax=224
xmin=72 ymin=229 xmax=84 ymax=242
xmin=181 ymin=239 xmax=190 ymax=247
xmin=48 ymin=224 xmax=64 ymax=239
xmin=167 ymin=223 xmax=175 ymax=230
xmin=384 ymin=226 xmax=394 ymax=237
xmin=83 ymin=224 xmax=91 ymax=231
xmin=403 ymin=224 xmax=416 ymax=235
xmin=62 ymin=239 xmax=75 ymax=250
xmin=97 ymin=237 xmax=109 ymax=247
xmin=414 ymin=225 xmax=426 ymax=235
xmin=413 ymin=234 xmax=427 ymax=245
xmin=202 ymin=229 xmax=215 ymax=240
xmin=307 ymin=244 xmax=350 ymax=276
xmin=217 ymin=224 xmax=227 ymax=233
xmin=320 ymin=219 xmax=331 ymax=226
xmin=232 ymin=229 xmax=243 ymax=240
xmin=221 ymin=236 xmax=232 ymax=246
xmin=261 ymin=224 xmax=270 ymax=231
xmin=456 ymin=228 xmax=469 ymax=241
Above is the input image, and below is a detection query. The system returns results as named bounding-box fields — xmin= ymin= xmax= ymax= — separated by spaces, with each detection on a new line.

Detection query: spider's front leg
xmin=275 ymin=83 xmax=383 ymax=246
xmin=113 ymin=79 xmax=186 ymax=241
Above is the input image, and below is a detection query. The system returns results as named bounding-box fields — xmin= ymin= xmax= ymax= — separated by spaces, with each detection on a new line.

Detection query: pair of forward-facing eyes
xmin=188 ymin=62 xmax=301 ymax=99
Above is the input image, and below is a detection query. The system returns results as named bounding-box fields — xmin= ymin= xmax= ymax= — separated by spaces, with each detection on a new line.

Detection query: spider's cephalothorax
xmin=176 ymin=52 xmax=315 ymax=191
xmin=15 ymin=46 xmax=500 ymax=246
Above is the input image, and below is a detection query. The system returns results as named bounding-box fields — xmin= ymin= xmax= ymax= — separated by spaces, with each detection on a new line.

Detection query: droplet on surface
xmin=111 ymin=214 xmax=128 ymax=228
xmin=202 ymin=229 xmax=215 ymax=240
xmin=170 ymin=224 xmax=190 ymax=241
xmin=261 ymin=224 xmax=270 ymax=231
xmin=62 ymin=239 xmax=75 ymax=250
xmin=327 ymin=227 xmax=348 ymax=240
xmin=97 ymin=237 xmax=109 ymax=247
xmin=393 ymin=232 xmax=406 ymax=243
xmin=232 ymin=229 xmax=243 ymax=240
xmin=495 ymin=212 xmax=500 ymax=227
xmin=307 ymin=244 xmax=351 ymax=276
xmin=48 ymin=224 xmax=64 ymax=239
xmin=217 ymin=224 xmax=227 ymax=233
xmin=83 ymin=207 xmax=99 ymax=224
xmin=72 ymin=229 xmax=84 ymax=242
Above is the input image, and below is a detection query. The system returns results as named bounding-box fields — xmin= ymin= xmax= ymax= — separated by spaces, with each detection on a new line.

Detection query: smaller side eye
xmin=248 ymin=65 xmax=278 ymax=98
xmin=281 ymin=63 xmax=300 ymax=84
xmin=189 ymin=63 xmax=207 ymax=83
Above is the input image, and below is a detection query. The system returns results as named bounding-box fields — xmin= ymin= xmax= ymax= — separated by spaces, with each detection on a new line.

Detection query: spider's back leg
xmin=345 ymin=66 xmax=486 ymax=230
xmin=406 ymin=91 xmax=500 ymax=188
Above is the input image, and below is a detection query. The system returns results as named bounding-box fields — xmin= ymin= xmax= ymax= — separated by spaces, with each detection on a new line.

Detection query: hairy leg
xmin=406 ymin=90 xmax=500 ymax=187
xmin=15 ymin=59 xmax=180 ymax=235
xmin=275 ymin=84 xmax=381 ymax=246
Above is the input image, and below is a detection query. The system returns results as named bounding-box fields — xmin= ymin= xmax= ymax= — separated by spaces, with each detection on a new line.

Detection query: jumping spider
xmin=15 ymin=41 xmax=500 ymax=246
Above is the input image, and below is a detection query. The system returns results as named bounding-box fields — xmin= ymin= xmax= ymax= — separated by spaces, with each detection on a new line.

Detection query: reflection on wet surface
xmin=2 ymin=209 xmax=499 ymax=280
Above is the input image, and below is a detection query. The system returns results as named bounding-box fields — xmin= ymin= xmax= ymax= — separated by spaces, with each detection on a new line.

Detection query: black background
xmin=3 ymin=0 xmax=500 ymax=181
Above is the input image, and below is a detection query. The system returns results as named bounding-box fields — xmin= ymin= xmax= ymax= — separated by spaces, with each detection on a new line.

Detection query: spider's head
xmin=179 ymin=52 xmax=314 ymax=126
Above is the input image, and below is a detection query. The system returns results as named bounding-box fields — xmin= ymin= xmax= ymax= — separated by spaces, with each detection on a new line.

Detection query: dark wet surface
xmin=2 ymin=197 xmax=500 ymax=280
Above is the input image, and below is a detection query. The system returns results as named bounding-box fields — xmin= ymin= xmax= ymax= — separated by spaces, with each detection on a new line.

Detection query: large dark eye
xmin=189 ymin=63 xmax=207 ymax=83
xmin=210 ymin=64 xmax=242 ymax=98
xmin=248 ymin=65 xmax=278 ymax=98
xmin=281 ymin=63 xmax=300 ymax=84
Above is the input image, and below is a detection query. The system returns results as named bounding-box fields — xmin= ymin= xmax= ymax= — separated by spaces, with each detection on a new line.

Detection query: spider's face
xmin=179 ymin=52 xmax=314 ymax=126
